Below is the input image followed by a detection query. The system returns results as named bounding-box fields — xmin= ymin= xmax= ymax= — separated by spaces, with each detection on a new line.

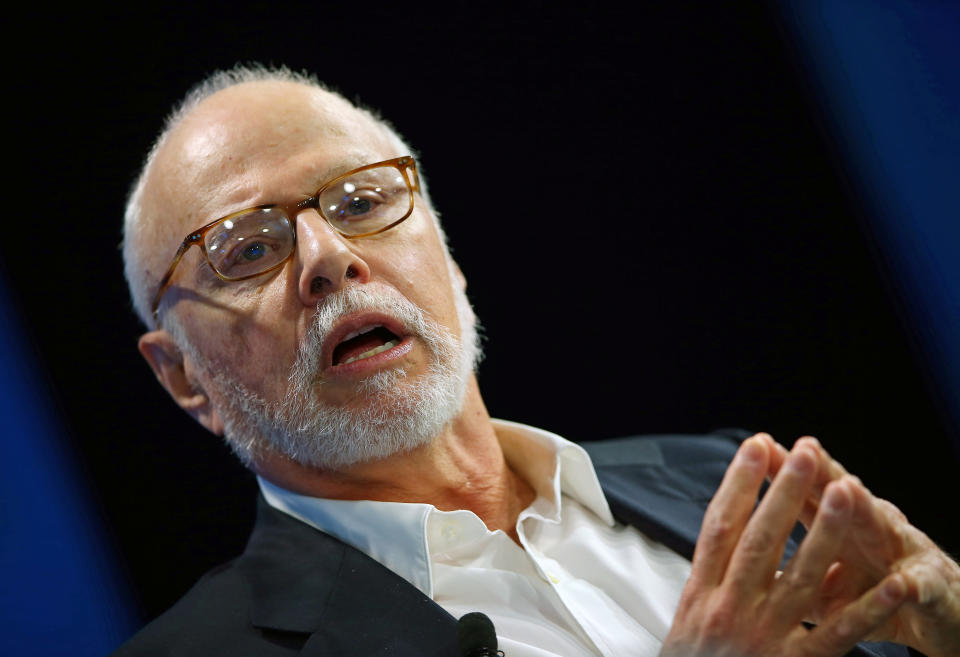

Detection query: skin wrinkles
xmin=139 ymin=79 xmax=536 ymax=541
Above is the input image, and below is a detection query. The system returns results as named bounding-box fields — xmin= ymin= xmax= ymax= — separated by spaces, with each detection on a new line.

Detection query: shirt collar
xmin=257 ymin=419 xmax=614 ymax=597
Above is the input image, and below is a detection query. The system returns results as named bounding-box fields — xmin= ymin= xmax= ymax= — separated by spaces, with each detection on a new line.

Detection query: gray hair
xmin=122 ymin=63 xmax=434 ymax=331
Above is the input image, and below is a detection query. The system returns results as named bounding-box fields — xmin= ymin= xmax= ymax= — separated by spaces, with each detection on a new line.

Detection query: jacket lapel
xmin=299 ymin=545 xmax=458 ymax=657
xmin=240 ymin=496 xmax=458 ymax=656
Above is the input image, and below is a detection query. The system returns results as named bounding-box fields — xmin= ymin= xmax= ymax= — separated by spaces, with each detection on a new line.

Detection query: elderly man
xmin=116 ymin=65 xmax=959 ymax=657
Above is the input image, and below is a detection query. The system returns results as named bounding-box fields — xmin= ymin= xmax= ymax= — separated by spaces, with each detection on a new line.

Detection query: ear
xmin=138 ymin=329 xmax=224 ymax=435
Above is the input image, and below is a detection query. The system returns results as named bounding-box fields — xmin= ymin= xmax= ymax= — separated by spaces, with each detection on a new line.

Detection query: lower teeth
xmin=342 ymin=339 xmax=400 ymax=365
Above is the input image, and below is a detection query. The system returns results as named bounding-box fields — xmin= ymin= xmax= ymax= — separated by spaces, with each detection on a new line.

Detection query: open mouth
xmin=331 ymin=325 xmax=403 ymax=366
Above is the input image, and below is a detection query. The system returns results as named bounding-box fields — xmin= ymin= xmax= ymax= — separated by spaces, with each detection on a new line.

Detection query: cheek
xmin=185 ymin=308 xmax=299 ymax=399
xmin=386 ymin=227 xmax=455 ymax=298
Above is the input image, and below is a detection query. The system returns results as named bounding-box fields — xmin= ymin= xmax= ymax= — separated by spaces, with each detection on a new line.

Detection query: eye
xmin=218 ymin=236 xmax=284 ymax=276
xmin=346 ymin=197 xmax=372 ymax=216
xmin=241 ymin=241 xmax=267 ymax=261
xmin=334 ymin=190 xmax=384 ymax=220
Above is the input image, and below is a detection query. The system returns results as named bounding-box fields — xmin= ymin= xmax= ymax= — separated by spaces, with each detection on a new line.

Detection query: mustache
xmin=288 ymin=285 xmax=454 ymax=387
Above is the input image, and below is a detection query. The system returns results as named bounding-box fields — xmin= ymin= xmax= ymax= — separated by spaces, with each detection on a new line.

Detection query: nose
xmin=294 ymin=209 xmax=371 ymax=305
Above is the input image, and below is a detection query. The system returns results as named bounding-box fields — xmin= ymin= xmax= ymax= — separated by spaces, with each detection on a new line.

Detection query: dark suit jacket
xmin=113 ymin=432 xmax=911 ymax=657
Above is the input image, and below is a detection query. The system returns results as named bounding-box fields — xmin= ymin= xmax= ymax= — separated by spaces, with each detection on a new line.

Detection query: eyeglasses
xmin=151 ymin=156 xmax=420 ymax=320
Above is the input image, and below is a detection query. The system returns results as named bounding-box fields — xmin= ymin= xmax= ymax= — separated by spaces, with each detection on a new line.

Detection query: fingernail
xmin=824 ymin=487 xmax=847 ymax=513
xmin=739 ymin=438 xmax=764 ymax=464
xmin=786 ymin=448 xmax=814 ymax=474
xmin=796 ymin=436 xmax=821 ymax=451
xmin=882 ymin=576 xmax=905 ymax=603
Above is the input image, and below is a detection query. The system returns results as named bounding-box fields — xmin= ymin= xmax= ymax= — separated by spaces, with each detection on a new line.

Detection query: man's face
xmin=144 ymin=81 xmax=478 ymax=468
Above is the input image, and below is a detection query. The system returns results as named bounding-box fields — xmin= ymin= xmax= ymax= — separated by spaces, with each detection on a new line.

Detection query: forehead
xmin=148 ymin=81 xmax=396 ymax=233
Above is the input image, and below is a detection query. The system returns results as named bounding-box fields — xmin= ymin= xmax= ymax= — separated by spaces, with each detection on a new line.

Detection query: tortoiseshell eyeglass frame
xmin=150 ymin=156 xmax=420 ymax=321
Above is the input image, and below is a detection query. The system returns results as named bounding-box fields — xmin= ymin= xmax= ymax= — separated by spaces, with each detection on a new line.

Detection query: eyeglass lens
xmin=206 ymin=208 xmax=296 ymax=280
xmin=319 ymin=165 xmax=411 ymax=235
xmin=203 ymin=164 xmax=411 ymax=279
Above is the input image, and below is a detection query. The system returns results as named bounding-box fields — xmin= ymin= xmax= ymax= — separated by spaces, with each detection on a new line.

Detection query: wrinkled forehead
xmin=145 ymin=81 xmax=394 ymax=234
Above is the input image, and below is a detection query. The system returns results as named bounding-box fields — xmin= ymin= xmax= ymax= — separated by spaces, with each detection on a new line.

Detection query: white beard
xmin=175 ymin=282 xmax=481 ymax=470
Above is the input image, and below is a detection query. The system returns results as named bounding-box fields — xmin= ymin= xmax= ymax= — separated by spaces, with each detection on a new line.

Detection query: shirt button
xmin=441 ymin=522 xmax=460 ymax=540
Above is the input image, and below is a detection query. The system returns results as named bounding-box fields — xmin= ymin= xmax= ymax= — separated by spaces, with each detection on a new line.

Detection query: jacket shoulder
xmin=581 ymin=428 xmax=749 ymax=469
xmin=110 ymin=498 xmax=457 ymax=657
xmin=111 ymin=558 xmax=298 ymax=657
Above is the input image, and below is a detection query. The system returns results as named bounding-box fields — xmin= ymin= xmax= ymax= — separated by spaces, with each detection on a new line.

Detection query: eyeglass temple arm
xmin=151 ymin=235 xmax=201 ymax=321
xmin=401 ymin=158 xmax=420 ymax=192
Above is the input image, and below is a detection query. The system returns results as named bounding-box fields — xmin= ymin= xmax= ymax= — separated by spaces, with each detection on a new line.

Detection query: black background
xmin=7 ymin=2 xmax=957 ymax=624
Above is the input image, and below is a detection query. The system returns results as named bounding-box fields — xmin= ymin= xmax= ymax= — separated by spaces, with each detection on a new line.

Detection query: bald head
xmin=123 ymin=66 xmax=423 ymax=330
xmin=147 ymin=81 xmax=388 ymax=219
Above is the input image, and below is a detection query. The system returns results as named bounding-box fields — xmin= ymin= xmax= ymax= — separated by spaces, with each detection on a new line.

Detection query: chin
xmin=216 ymin=356 xmax=468 ymax=470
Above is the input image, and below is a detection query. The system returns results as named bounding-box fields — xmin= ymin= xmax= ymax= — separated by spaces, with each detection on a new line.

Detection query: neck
xmin=255 ymin=378 xmax=536 ymax=542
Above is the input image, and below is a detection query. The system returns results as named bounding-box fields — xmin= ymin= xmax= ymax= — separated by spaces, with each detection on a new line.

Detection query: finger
xmin=726 ymin=443 xmax=819 ymax=591
xmin=764 ymin=436 xmax=820 ymax=501
xmin=758 ymin=433 xmax=788 ymax=477
xmin=771 ymin=437 xmax=845 ymax=529
xmin=766 ymin=436 xmax=844 ymax=482
xmin=761 ymin=435 xmax=830 ymax=530
xmin=803 ymin=574 xmax=908 ymax=656
xmin=769 ymin=479 xmax=853 ymax=623
xmin=764 ymin=436 xmax=817 ymax=479
xmin=805 ymin=438 xmax=849 ymax=505
xmin=840 ymin=478 xmax=910 ymax=577
xmin=690 ymin=435 xmax=770 ymax=587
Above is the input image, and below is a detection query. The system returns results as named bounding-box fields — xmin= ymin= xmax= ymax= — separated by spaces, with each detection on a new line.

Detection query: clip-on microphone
xmin=456 ymin=612 xmax=504 ymax=657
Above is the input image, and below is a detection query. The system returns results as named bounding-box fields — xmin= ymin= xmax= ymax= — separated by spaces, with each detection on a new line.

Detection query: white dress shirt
xmin=258 ymin=419 xmax=692 ymax=656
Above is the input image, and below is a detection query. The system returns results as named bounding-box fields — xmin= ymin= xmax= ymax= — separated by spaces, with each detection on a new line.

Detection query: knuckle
xmin=700 ymin=602 xmax=737 ymax=641
xmin=830 ymin=616 xmax=859 ymax=641
xmin=702 ymin=513 xmax=736 ymax=544
xmin=877 ymin=498 xmax=908 ymax=523
xmin=904 ymin=562 xmax=941 ymax=607
xmin=739 ymin=527 xmax=775 ymax=559
xmin=689 ymin=589 xmax=744 ymax=636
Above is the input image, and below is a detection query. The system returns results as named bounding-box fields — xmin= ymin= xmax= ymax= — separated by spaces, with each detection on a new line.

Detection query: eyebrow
xmin=199 ymin=152 xmax=383 ymax=229
xmin=309 ymin=153 xmax=374 ymax=191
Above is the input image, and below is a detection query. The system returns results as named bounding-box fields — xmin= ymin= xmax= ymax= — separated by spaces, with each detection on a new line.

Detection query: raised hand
xmin=757 ymin=434 xmax=960 ymax=657
xmin=661 ymin=436 xmax=910 ymax=657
